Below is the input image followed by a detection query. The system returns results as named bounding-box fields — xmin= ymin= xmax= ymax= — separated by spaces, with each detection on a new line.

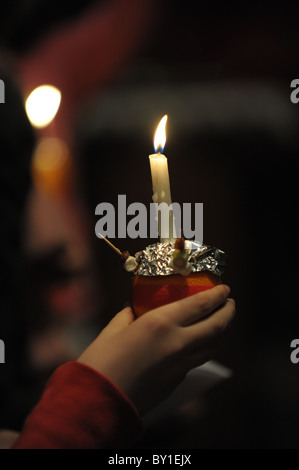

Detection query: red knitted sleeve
xmin=12 ymin=361 xmax=142 ymax=449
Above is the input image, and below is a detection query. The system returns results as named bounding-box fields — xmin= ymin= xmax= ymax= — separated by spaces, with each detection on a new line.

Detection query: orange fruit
xmin=132 ymin=271 xmax=221 ymax=317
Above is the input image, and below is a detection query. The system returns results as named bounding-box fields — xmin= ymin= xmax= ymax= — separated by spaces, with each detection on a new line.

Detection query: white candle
xmin=149 ymin=115 xmax=176 ymax=242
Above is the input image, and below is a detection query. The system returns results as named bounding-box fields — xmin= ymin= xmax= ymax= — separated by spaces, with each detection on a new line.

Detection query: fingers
xmin=157 ymin=284 xmax=231 ymax=326
xmin=99 ymin=307 xmax=135 ymax=340
xmin=185 ymin=298 xmax=236 ymax=346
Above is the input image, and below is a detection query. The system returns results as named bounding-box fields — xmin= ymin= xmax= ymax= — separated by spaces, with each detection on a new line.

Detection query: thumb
xmin=100 ymin=307 xmax=135 ymax=339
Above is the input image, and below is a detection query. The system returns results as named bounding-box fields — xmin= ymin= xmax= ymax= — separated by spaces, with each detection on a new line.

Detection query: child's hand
xmin=78 ymin=284 xmax=236 ymax=415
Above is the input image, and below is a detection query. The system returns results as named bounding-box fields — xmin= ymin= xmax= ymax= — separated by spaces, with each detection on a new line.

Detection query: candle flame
xmin=154 ymin=115 xmax=168 ymax=153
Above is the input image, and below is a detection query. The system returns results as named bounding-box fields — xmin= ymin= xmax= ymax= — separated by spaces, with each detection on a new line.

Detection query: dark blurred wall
xmin=1 ymin=0 xmax=299 ymax=448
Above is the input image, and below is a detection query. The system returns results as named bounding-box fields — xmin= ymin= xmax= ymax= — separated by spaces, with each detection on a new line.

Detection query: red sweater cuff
xmin=12 ymin=361 xmax=143 ymax=449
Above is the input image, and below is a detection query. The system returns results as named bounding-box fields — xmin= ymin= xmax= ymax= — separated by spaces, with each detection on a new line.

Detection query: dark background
xmin=1 ymin=0 xmax=299 ymax=449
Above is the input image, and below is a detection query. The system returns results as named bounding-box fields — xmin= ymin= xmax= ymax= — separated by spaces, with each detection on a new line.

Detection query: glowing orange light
xmin=32 ymin=138 xmax=71 ymax=194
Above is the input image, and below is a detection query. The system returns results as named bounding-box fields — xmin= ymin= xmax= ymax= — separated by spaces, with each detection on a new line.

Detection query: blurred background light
xmin=25 ymin=85 xmax=61 ymax=128
xmin=31 ymin=137 xmax=71 ymax=194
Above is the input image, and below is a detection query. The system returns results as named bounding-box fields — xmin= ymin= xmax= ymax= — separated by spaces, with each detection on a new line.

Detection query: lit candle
xmin=149 ymin=115 xmax=177 ymax=242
